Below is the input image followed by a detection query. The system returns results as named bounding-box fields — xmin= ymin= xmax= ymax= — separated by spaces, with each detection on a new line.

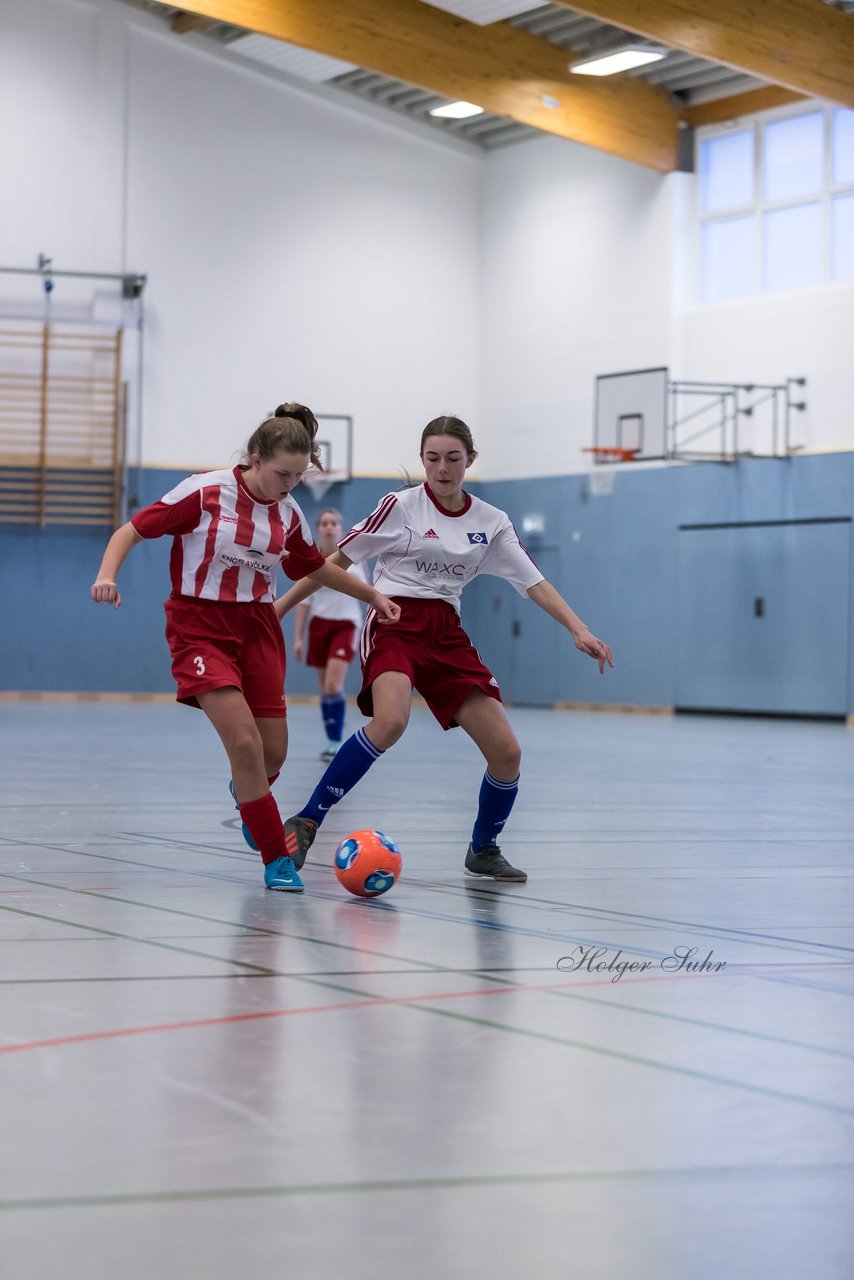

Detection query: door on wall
xmin=505 ymin=548 xmax=561 ymax=706
xmin=675 ymin=519 xmax=851 ymax=716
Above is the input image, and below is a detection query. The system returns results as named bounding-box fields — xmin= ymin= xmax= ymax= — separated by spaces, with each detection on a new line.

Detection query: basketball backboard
xmin=303 ymin=413 xmax=353 ymax=498
xmin=594 ymin=367 xmax=668 ymax=461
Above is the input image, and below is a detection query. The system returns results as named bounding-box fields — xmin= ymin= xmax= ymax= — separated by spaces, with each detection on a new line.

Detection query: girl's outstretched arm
xmin=91 ymin=523 xmax=143 ymax=608
xmin=527 ymin=580 xmax=613 ymax=673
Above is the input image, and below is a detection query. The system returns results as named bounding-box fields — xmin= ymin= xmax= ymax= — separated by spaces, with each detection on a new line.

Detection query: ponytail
xmin=243 ymin=402 xmax=323 ymax=471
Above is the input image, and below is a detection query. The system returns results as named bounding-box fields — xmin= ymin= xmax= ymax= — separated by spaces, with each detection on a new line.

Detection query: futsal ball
xmin=334 ymin=830 xmax=402 ymax=898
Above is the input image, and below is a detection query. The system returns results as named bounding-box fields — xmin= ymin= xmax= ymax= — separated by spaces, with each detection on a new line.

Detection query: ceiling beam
xmin=684 ymin=86 xmax=807 ymax=129
xmin=164 ymin=0 xmax=682 ymax=171
xmin=171 ymin=13 xmax=214 ymax=34
xmin=555 ymin=1 xmax=854 ymax=108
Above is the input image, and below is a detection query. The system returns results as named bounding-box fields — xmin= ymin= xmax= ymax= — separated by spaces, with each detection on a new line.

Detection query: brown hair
xmin=243 ymin=403 xmax=323 ymax=471
xmin=420 ymin=415 xmax=478 ymax=461
xmin=315 ymin=507 xmax=342 ymax=529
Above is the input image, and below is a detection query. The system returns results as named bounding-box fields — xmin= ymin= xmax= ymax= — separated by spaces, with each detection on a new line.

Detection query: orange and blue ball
xmin=334 ymin=830 xmax=402 ymax=897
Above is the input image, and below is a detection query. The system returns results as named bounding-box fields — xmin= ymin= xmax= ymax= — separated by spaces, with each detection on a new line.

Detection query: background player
xmin=275 ymin=414 xmax=613 ymax=883
xmin=292 ymin=508 xmax=371 ymax=761
xmin=90 ymin=403 xmax=400 ymax=893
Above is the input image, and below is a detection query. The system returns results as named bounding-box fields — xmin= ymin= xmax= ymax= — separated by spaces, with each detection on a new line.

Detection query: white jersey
xmin=339 ymin=483 xmax=543 ymax=611
xmin=305 ymin=561 xmax=371 ymax=626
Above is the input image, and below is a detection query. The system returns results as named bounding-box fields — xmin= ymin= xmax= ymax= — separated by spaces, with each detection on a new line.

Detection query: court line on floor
xmin=7 ymin=828 xmax=849 ymax=971
xmin=397 ymin=875 xmax=854 ymax=956
xmin=2 ymin=901 xmax=852 ymax=1116
xmin=1 ymin=958 xmax=852 ymax=1060
xmin=4 ymin=874 xmax=854 ymax=1059
xmin=127 ymin=828 xmax=854 ymax=960
xmin=3 ymin=863 xmax=841 ymax=989
xmin=2 ymin=1161 xmax=852 ymax=1212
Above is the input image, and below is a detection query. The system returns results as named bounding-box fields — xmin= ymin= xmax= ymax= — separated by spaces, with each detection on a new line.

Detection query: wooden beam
xmin=171 ymin=13 xmax=213 ymax=34
xmin=168 ymin=0 xmax=681 ymax=171
xmin=555 ymin=1 xmax=854 ymax=108
xmin=684 ymin=86 xmax=806 ymax=129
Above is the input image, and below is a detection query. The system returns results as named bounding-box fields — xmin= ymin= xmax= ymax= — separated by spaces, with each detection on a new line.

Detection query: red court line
xmin=0 ymin=971 xmax=696 ymax=1056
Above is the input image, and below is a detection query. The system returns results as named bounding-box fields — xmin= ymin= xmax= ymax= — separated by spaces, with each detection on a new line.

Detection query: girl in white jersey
xmin=275 ymin=415 xmax=613 ymax=883
xmin=91 ymin=404 xmax=400 ymax=894
xmin=293 ymin=508 xmax=370 ymax=762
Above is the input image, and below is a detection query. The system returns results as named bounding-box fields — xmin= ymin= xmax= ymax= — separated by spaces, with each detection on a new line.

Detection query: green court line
xmin=2 ymin=896 xmax=853 ymax=1117
xmin=1 ymin=1162 xmax=852 ymax=1212
xmin=0 ymin=903 xmax=283 ymax=976
xmin=4 ymin=871 xmax=852 ymax=1064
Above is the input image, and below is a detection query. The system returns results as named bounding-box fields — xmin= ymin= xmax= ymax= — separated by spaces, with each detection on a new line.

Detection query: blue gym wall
xmin=3 ymin=454 xmax=853 ymax=714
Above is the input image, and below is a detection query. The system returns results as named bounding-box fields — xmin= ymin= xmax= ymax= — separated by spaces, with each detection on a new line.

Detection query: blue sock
xmin=321 ymin=693 xmax=346 ymax=744
xmin=471 ymin=771 xmax=520 ymax=852
xmin=298 ymin=727 xmax=383 ymax=826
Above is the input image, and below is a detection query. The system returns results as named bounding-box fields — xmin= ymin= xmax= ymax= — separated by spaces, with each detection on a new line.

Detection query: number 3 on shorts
xmin=193 ymin=655 xmax=206 ymax=676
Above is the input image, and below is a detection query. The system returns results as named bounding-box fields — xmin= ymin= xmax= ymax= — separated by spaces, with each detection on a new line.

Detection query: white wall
xmin=476 ymin=128 xmax=853 ymax=479
xmin=675 ymin=290 xmax=854 ymax=457
xmin=1 ymin=0 xmax=481 ymax=475
xmin=2 ymin=0 xmax=852 ymax=483
xmin=477 ymin=134 xmax=676 ymax=480
xmin=665 ymin=132 xmax=853 ymax=458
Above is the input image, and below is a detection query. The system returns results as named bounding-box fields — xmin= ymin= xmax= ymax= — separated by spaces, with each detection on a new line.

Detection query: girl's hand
xmin=293 ymin=637 xmax=304 ymax=661
xmin=573 ymin=628 xmax=614 ymax=674
xmin=373 ymin=593 xmax=401 ymax=624
xmin=91 ymin=579 xmax=121 ymax=607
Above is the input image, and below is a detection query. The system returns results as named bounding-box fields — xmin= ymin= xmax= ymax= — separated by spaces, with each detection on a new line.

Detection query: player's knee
xmin=230 ymin=723 xmax=264 ymax=764
xmin=265 ymin=746 xmax=286 ymax=775
xmin=370 ymin=712 xmax=408 ymax=749
xmin=490 ymin=738 xmax=521 ymax=779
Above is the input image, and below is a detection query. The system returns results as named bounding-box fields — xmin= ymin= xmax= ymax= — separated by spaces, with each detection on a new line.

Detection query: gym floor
xmin=1 ymin=701 xmax=852 ymax=1279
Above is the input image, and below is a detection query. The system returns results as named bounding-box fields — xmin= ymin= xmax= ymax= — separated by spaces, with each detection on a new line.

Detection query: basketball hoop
xmin=300 ymin=468 xmax=349 ymax=501
xmin=582 ymin=446 xmax=639 ymax=463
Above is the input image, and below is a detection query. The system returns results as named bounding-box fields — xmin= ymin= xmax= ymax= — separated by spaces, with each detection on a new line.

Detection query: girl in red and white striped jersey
xmin=275 ymin=415 xmax=613 ymax=884
xmin=91 ymin=404 xmax=400 ymax=893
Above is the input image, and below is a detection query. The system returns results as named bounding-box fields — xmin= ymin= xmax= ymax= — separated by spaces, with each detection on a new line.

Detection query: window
xmin=699 ymin=130 xmax=754 ymax=213
xmin=832 ymin=193 xmax=854 ymax=281
xmin=701 ymin=216 xmax=755 ymax=302
xmin=698 ymin=107 xmax=854 ymax=301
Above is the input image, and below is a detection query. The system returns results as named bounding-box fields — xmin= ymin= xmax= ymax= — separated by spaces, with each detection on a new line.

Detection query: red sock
xmin=239 ymin=793 xmax=285 ymax=865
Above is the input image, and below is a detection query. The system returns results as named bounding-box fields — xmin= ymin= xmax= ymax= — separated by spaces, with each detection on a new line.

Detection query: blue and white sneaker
xmin=228 ymin=779 xmax=259 ymax=853
xmin=264 ymin=855 xmax=304 ymax=892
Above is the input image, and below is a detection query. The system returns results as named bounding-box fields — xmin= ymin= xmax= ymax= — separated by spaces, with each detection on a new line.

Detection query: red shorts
xmin=306 ymin=617 xmax=357 ymax=667
xmin=164 ymin=596 xmax=287 ymax=718
xmin=357 ymin=597 xmax=501 ymax=730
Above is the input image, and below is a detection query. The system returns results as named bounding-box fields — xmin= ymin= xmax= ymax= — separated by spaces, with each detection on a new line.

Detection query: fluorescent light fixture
xmin=430 ymin=100 xmax=485 ymax=119
xmin=570 ymin=49 xmax=665 ymax=76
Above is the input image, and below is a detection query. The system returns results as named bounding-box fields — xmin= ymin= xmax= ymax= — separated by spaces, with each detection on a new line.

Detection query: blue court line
xmin=2 ymin=898 xmax=853 ymax=1118
xmin=4 ymin=873 xmax=854 ymax=1067
xmin=4 ymin=835 xmax=850 ymax=980
xmin=304 ymin=879 xmax=854 ymax=973
xmin=406 ymin=876 xmax=854 ymax=955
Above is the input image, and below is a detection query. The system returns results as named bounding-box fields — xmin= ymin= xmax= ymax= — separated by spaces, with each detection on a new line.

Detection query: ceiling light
xmin=429 ymin=101 xmax=485 ymax=119
xmin=570 ymin=49 xmax=665 ymax=77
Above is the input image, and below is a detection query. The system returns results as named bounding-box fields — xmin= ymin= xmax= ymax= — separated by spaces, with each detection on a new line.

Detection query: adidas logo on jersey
xmin=423 ymin=528 xmax=439 ymax=539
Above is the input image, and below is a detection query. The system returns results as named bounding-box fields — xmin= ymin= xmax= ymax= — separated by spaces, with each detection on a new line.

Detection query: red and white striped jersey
xmin=339 ymin=483 xmax=543 ymax=612
xmin=131 ymin=467 xmax=325 ymax=603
